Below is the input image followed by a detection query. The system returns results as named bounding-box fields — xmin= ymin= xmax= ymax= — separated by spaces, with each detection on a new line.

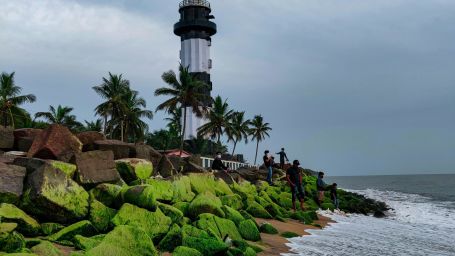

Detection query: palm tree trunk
xmin=103 ymin=115 xmax=107 ymax=135
xmin=180 ymin=107 xmax=187 ymax=158
xmin=254 ymin=139 xmax=259 ymax=165
xmin=8 ymin=108 xmax=15 ymax=129
xmin=231 ymin=140 xmax=237 ymax=160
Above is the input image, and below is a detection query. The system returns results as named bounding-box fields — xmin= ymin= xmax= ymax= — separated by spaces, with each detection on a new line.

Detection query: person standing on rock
xmin=316 ymin=171 xmax=327 ymax=207
xmin=286 ymin=160 xmax=306 ymax=212
xmin=212 ymin=152 xmax=228 ymax=172
xmin=263 ymin=150 xmax=273 ymax=185
xmin=330 ymin=183 xmax=339 ymax=209
xmin=276 ymin=148 xmax=289 ymax=169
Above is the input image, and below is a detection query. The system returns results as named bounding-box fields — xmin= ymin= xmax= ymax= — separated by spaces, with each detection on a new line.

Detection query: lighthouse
xmin=174 ymin=0 xmax=217 ymax=140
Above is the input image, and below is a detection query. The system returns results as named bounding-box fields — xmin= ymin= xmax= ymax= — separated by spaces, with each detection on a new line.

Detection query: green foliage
xmin=197 ymin=95 xmax=234 ymax=143
xmin=249 ymin=115 xmax=272 ymax=165
xmin=188 ymin=192 xmax=225 ymax=219
xmin=0 ymin=203 xmax=41 ymax=236
xmin=238 ymin=220 xmax=261 ymax=241
xmin=34 ymin=105 xmax=83 ymax=131
xmin=280 ymin=231 xmax=299 ymax=238
xmin=259 ymin=223 xmax=278 ymax=234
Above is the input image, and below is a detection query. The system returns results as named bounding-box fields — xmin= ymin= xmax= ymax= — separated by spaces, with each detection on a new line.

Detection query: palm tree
xmin=155 ymin=64 xmax=211 ymax=157
xmin=197 ymin=96 xmax=233 ymax=144
xmin=35 ymin=105 xmax=83 ymax=130
xmin=164 ymin=107 xmax=182 ymax=137
xmin=83 ymin=119 xmax=103 ymax=132
xmin=92 ymin=73 xmax=130 ymax=136
xmin=249 ymin=115 xmax=272 ymax=165
xmin=226 ymin=111 xmax=251 ymax=159
xmin=0 ymin=72 xmax=36 ymax=128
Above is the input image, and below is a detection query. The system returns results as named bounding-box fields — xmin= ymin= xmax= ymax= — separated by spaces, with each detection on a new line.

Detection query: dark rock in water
xmin=27 ymin=124 xmax=82 ymax=162
xmin=156 ymin=155 xmax=175 ymax=178
xmin=0 ymin=126 xmax=14 ymax=149
xmin=77 ymin=131 xmax=105 ymax=151
xmin=130 ymin=143 xmax=162 ymax=167
xmin=22 ymin=164 xmax=89 ymax=223
xmin=0 ymin=163 xmax=26 ymax=204
xmin=74 ymin=150 xmax=121 ymax=188
xmin=94 ymin=140 xmax=130 ymax=159
xmin=12 ymin=157 xmax=47 ymax=175
xmin=374 ymin=210 xmax=386 ymax=218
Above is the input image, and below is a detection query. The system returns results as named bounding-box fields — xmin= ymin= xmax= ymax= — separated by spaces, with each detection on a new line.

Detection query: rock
xmin=74 ymin=151 xmax=121 ymax=188
xmin=172 ymin=202 xmax=190 ymax=217
xmin=157 ymin=224 xmax=181 ymax=252
xmin=12 ymin=157 xmax=47 ymax=175
xmin=85 ymin=225 xmax=158 ymax=256
xmin=320 ymin=203 xmax=335 ymax=211
xmin=374 ymin=210 xmax=386 ymax=218
xmin=173 ymin=246 xmax=203 ymax=256
xmin=13 ymin=128 xmax=42 ymax=139
xmin=188 ymin=192 xmax=225 ymax=219
xmin=0 ymin=230 xmax=25 ymax=253
xmin=188 ymin=173 xmax=233 ymax=196
xmin=89 ymin=199 xmax=117 ymax=232
xmin=115 ymin=158 xmax=153 ymax=184
xmin=111 ymin=203 xmax=172 ymax=242
xmin=76 ymin=131 xmax=105 ymax=151
xmin=220 ymin=194 xmax=244 ymax=210
xmin=0 ymin=126 xmax=14 ymax=149
xmin=94 ymin=140 xmax=130 ymax=160
xmin=195 ymin=213 xmax=242 ymax=241
xmin=182 ymin=160 xmax=206 ymax=174
xmin=182 ymin=234 xmax=228 ymax=256
xmin=22 ymin=165 xmax=89 ymax=223
xmin=259 ymin=223 xmax=278 ymax=234
xmin=280 ymin=231 xmax=299 ymax=238
xmin=15 ymin=137 xmax=34 ymax=152
xmin=138 ymin=179 xmax=174 ymax=202
xmin=119 ymin=185 xmax=157 ymax=211
xmin=157 ymin=203 xmax=184 ymax=224
xmin=27 ymin=124 xmax=82 ymax=162
xmin=50 ymin=160 xmax=77 ymax=178
xmin=246 ymin=201 xmax=272 ymax=219
xmin=231 ymin=181 xmax=258 ymax=200
xmin=156 ymin=155 xmax=175 ymax=178
xmin=213 ymin=170 xmax=235 ymax=184
xmin=169 ymin=156 xmax=184 ymax=173
xmin=238 ymin=219 xmax=261 ymax=241
xmin=0 ymin=222 xmax=18 ymax=234
xmin=48 ymin=220 xmax=97 ymax=243
xmin=234 ymin=167 xmax=260 ymax=183
xmin=41 ymin=223 xmax=65 ymax=236
xmin=171 ymin=176 xmax=195 ymax=202
xmin=0 ymin=163 xmax=26 ymax=204
xmin=89 ymin=184 xmax=122 ymax=208
xmin=222 ymin=205 xmax=245 ymax=226
xmin=129 ymin=143 xmax=162 ymax=167
xmin=73 ymin=234 xmax=104 ymax=251
xmin=31 ymin=240 xmax=64 ymax=256
xmin=0 ymin=203 xmax=41 ymax=236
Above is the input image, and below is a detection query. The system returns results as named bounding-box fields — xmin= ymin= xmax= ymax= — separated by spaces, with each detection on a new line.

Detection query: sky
xmin=1 ymin=0 xmax=454 ymax=176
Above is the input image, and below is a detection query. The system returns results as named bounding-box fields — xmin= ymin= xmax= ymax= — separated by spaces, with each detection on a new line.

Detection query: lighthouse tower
xmin=174 ymin=0 xmax=217 ymax=140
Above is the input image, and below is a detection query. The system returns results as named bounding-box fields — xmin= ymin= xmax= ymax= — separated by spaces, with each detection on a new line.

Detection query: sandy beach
xmin=253 ymin=215 xmax=333 ymax=256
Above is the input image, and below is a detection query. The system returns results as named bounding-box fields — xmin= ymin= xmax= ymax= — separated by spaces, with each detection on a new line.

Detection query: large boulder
xmin=156 ymin=155 xmax=175 ymax=178
xmin=48 ymin=220 xmax=97 ymax=243
xmin=0 ymin=203 xmax=41 ymax=236
xmin=15 ymin=137 xmax=34 ymax=152
xmin=171 ymin=176 xmax=195 ymax=203
xmin=12 ymin=157 xmax=47 ymax=175
xmin=238 ymin=219 xmax=261 ymax=241
xmin=74 ymin=150 xmax=121 ymax=188
xmin=89 ymin=183 xmax=122 ymax=208
xmin=77 ymin=131 xmax=106 ymax=151
xmin=0 ymin=126 xmax=14 ymax=149
xmin=27 ymin=124 xmax=82 ymax=162
xmin=129 ymin=143 xmax=162 ymax=167
xmin=31 ymin=240 xmax=64 ymax=256
xmin=234 ymin=167 xmax=261 ymax=183
xmin=13 ymin=128 xmax=42 ymax=152
xmin=138 ymin=179 xmax=174 ymax=202
xmin=115 ymin=158 xmax=153 ymax=183
xmin=195 ymin=213 xmax=243 ymax=241
xmin=188 ymin=192 xmax=225 ymax=219
xmin=118 ymin=185 xmax=157 ymax=211
xmin=182 ymin=160 xmax=206 ymax=174
xmin=0 ymin=163 xmax=26 ymax=204
xmin=22 ymin=165 xmax=89 ymax=223
xmin=94 ymin=140 xmax=130 ymax=159
xmin=89 ymin=198 xmax=117 ymax=232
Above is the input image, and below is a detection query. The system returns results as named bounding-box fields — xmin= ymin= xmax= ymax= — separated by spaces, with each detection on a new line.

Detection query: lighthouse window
xmin=208 ymin=59 xmax=212 ymax=69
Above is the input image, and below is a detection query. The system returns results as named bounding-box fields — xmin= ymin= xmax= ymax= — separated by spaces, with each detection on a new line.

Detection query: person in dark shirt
xmin=263 ymin=150 xmax=273 ymax=185
xmin=316 ymin=171 xmax=327 ymax=207
xmin=330 ymin=183 xmax=339 ymax=209
xmin=286 ymin=160 xmax=306 ymax=212
xmin=276 ymin=148 xmax=289 ymax=169
xmin=212 ymin=152 xmax=228 ymax=172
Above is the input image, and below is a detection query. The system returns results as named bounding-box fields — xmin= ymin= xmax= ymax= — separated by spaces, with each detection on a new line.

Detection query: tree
xmin=164 ymin=107 xmax=182 ymax=137
xmin=249 ymin=115 xmax=272 ymax=165
xmin=0 ymin=72 xmax=36 ymax=128
xmin=34 ymin=105 xmax=83 ymax=130
xmin=197 ymin=95 xmax=234 ymax=144
xmin=155 ymin=64 xmax=211 ymax=157
xmin=83 ymin=119 xmax=103 ymax=132
xmin=226 ymin=111 xmax=251 ymax=159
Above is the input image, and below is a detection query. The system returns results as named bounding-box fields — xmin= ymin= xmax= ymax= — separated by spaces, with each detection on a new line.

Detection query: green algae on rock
xmin=115 ymin=159 xmax=153 ymax=183
xmin=172 ymin=246 xmax=202 ymax=256
xmin=157 ymin=203 xmax=183 ymax=224
xmin=49 ymin=161 xmax=77 ymax=178
xmin=48 ymin=220 xmax=97 ymax=243
xmin=73 ymin=234 xmax=105 ymax=251
xmin=188 ymin=192 xmax=225 ymax=219
xmin=222 ymin=205 xmax=245 ymax=226
xmin=136 ymin=179 xmax=173 ymax=202
xmin=0 ymin=231 xmax=26 ymax=253
xmin=195 ymin=213 xmax=243 ymax=241
xmin=172 ymin=202 xmax=189 ymax=217
xmin=182 ymin=236 xmax=228 ymax=256
xmin=40 ymin=223 xmax=64 ymax=236
xmin=88 ymin=199 xmax=117 ymax=232
xmin=245 ymin=201 xmax=272 ymax=219
xmin=119 ymin=185 xmax=157 ymax=211
xmin=30 ymin=241 xmax=63 ymax=256
xmin=89 ymin=184 xmax=122 ymax=208
xmin=280 ymin=231 xmax=299 ymax=238
xmin=0 ymin=204 xmax=40 ymax=236
xmin=259 ymin=223 xmax=278 ymax=234
xmin=171 ymin=176 xmax=195 ymax=202
xmin=85 ymin=225 xmax=158 ymax=256
xmin=220 ymin=194 xmax=243 ymax=210
xmin=238 ymin=220 xmax=261 ymax=241
xmin=157 ymin=224 xmax=181 ymax=252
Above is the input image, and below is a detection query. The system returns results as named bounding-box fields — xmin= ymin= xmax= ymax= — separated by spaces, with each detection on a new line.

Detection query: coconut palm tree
xmin=83 ymin=119 xmax=103 ymax=132
xmin=164 ymin=107 xmax=182 ymax=136
xmin=197 ymin=96 xmax=234 ymax=144
xmin=35 ymin=105 xmax=83 ymax=130
xmin=226 ymin=111 xmax=251 ymax=159
xmin=92 ymin=73 xmax=130 ymax=136
xmin=155 ymin=64 xmax=211 ymax=157
xmin=249 ymin=115 xmax=272 ymax=165
xmin=0 ymin=72 xmax=36 ymax=128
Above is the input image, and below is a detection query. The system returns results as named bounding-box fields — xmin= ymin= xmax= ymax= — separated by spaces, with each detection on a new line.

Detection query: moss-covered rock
xmin=157 ymin=203 xmax=183 ymax=224
xmin=115 ymin=159 xmax=153 ymax=183
xmin=30 ymin=241 xmax=63 ymax=256
xmin=172 ymin=246 xmax=202 ymax=256
xmin=89 ymin=184 xmax=122 ymax=208
xmin=171 ymin=176 xmax=195 ymax=203
xmin=238 ymin=220 xmax=260 ymax=241
xmin=182 ymin=236 xmax=228 ymax=256
xmin=220 ymin=194 xmax=243 ymax=210
xmin=88 ymin=199 xmax=116 ymax=232
xmin=188 ymin=192 xmax=225 ymax=219
xmin=111 ymin=203 xmax=171 ymax=242
xmin=222 ymin=205 xmax=245 ymax=226
xmin=73 ymin=234 xmax=104 ymax=251
xmin=321 ymin=202 xmax=335 ymax=211
xmin=139 ymin=179 xmax=173 ymax=202
xmin=172 ymin=202 xmax=190 ymax=217
xmin=231 ymin=182 xmax=257 ymax=200
xmin=0 ymin=204 xmax=41 ymax=236
xmin=281 ymin=231 xmax=299 ymax=238
xmin=119 ymin=185 xmax=157 ymax=211
xmin=48 ymin=220 xmax=97 ymax=243
xmin=0 ymin=223 xmax=18 ymax=234
xmin=188 ymin=173 xmax=217 ymax=195
xmin=245 ymin=201 xmax=272 ymax=219
xmin=157 ymin=224 xmax=181 ymax=252
xmin=40 ymin=223 xmax=65 ymax=236
xmin=85 ymin=225 xmax=158 ymax=256
xmin=277 ymin=192 xmax=293 ymax=209
xmin=0 ymin=231 xmax=26 ymax=253
xmin=49 ymin=161 xmax=77 ymax=178
xmin=259 ymin=223 xmax=278 ymax=234
xmin=244 ymin=247 xmax=257 ymax=256
xmin=181 ymin=225 xmax=210 ymax=239
xmin=195 ymin=213 xmax=243 ymax=241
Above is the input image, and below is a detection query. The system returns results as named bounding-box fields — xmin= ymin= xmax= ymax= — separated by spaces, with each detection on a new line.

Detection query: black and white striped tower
xmin=174 ymin=0 xmax=217 ymax=140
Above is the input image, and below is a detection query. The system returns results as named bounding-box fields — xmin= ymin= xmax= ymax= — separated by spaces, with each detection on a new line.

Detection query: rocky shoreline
xmin=0 ymin=124 xmax=388 ymax=255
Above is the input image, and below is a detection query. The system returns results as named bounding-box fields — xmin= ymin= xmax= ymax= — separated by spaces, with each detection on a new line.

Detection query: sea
xmin=283 ymin=174 xmax=455 ymax=256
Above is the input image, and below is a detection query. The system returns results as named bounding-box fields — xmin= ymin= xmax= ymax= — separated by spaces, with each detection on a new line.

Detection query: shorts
xmin=292 ymin=184 xmax=305 ymax=201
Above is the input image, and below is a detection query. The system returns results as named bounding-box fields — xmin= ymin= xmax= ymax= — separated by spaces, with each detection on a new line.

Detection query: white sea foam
xmin=283 ymin=189 xmax=455 ymax=256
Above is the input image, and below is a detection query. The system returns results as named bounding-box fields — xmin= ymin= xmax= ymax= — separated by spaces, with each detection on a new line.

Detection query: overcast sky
xmin=1 ymin=0 xmax=454 ymax=176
